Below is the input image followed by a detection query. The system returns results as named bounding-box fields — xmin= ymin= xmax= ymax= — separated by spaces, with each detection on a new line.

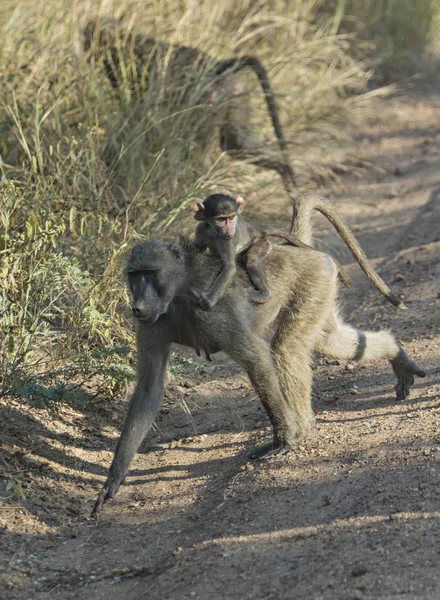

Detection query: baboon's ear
xmin=129 ymin=244 xmax=143 ymax=261
xmin=236 ymin=194 xmax=245 ymax=214
xmin=194 ymin=202 xmax=205 ymax=221
xmin=167 ymin=242 xmax=184 ymax=261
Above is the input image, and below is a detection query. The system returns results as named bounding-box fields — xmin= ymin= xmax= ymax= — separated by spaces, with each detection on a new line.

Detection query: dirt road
xmin=1 ymin=79 xmax=440 ymax=600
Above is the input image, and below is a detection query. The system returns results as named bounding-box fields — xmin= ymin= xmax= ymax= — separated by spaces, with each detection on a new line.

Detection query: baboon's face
xmin=210 ymin=213 xmax=238 ymax=240
xmin=127 ymin=270 xmax=164 ymax=323
xmin=194 ymin=194 xmax=245 ymax=240
xmin=126 ymin=243 xmax=185 ymax=323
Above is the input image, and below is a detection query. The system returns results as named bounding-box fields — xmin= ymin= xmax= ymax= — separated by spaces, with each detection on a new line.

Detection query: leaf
xmin=0 ymin=233 xmax=9 ymax=251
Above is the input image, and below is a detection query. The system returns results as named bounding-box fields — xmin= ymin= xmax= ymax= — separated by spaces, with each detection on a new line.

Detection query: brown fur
xmin=91 ymin=195 xmax=425 ymax=515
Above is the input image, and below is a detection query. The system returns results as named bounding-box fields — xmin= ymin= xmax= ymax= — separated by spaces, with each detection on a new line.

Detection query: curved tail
xmin=262 ymin=225 xmax=352 ymax=289
xmin=213 ymin=57 xmax=296 ymax=196
xmin=290 ymin=193 xmax=406 ymax=309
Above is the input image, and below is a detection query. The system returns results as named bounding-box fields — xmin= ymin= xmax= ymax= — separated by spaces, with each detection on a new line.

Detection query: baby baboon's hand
xmin=198 ymin=293 xmax=213 ymax=310
xmin=248 ymin=288 xmax=271 ymax=304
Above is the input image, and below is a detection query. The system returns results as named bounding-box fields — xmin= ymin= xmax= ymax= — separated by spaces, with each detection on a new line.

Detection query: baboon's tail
xmin=291 ymin=193 xmax=406 ymax=310
xmin=214 ymin=57 xmax=296 ymax=195
xmin=263 ymin=225 xmax=352 ymax=289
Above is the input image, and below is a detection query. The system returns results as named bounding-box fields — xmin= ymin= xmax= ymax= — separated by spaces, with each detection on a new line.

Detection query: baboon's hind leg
xmin=224 ymin=334 xmax=301 ymax=460
xmin=251 ymin=255 xmax=339 ymax=459
xmin=219 ymin=97 xmax=296 ymax=196
xmin=315 ymin=311 xmax=425 ymax=400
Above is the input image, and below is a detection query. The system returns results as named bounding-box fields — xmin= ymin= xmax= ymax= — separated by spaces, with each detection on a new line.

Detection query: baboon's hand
xmin=198 ymin=293 xmax=213 ymax=311
xmin=91 ymin=479 xmax=118 ymax=517
xmin=91 ymin=487 xmax=108 ymax=517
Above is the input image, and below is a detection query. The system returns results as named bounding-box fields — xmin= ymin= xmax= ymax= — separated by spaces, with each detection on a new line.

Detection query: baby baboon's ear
xmin=194 ymin=202 xmax=205 ymax=221
xmin=236 ymin=194 xmax=245 ymax=214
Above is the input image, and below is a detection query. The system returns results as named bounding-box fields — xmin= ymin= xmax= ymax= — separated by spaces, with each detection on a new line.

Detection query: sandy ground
xmin=1 ymin=78 xmax=440 ymax=600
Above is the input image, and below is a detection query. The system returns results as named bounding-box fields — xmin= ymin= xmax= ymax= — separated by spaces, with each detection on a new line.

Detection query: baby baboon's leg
xmin=243 ymin=238 xmax=272 ymax=304
xmin=315 ymin=310 xmax=426 ymax=400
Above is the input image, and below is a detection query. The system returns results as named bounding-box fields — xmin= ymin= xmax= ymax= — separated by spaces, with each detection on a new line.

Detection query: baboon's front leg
xmin=92 ymin=330 xmax=171 ymax=516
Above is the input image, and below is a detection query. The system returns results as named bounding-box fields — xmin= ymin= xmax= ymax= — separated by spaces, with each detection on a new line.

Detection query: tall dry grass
xmin=0 ymin=0 xmax=437 ymax=405
xmin=327 ymin=0 xmax=440 ymax=78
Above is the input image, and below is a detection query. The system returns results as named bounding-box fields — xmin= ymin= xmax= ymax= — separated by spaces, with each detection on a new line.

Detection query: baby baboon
xmin=91 ymin=192 xmax=425 ymax=515
xmin=83 ymin=19 xmax=296 ymax=202
xmin=193 ymin=192 xmax=317 ymax=309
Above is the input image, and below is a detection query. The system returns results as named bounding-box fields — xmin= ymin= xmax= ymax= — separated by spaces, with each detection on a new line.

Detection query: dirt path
xmin=1 ymin=80 xmax=440 ymax=600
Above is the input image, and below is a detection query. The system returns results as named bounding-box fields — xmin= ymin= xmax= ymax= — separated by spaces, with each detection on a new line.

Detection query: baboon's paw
xmin=249 ymin=442 xmax=291 ymax=461
xmin=391 ymin=351 xmax=426 ymax=401
xmin=90 ymin=479 xmax=119 ymax=517
xmin=395 ymin=377 xmax=413 ymax=401
xmin=395 ymin=368 xmax=425 ymax=401
xmin=91 ymin=486 xmax=110 ymax=517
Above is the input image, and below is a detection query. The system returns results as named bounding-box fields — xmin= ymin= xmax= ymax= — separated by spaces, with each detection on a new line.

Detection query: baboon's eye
xmin=144 ymin=269 xmax=156 ymax=276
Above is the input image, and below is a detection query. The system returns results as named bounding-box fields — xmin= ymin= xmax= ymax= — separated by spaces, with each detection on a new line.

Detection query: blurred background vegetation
xmin=0 ymin=0 xmax=439 ymax=407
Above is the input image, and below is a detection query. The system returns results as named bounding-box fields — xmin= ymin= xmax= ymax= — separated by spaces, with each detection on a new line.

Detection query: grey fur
xmin=91 ymin=194 xmax=425 ymax=515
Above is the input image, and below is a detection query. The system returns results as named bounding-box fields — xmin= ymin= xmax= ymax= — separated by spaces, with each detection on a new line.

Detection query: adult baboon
xmin=91 ymin=193 xmax=425 ymax=515
xmin=83 ymin=19 xmax=296 ymax=201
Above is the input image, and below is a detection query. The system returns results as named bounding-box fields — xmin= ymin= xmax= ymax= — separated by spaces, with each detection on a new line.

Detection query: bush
xmin=0 ymin=182 xmax=134 ymax=405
